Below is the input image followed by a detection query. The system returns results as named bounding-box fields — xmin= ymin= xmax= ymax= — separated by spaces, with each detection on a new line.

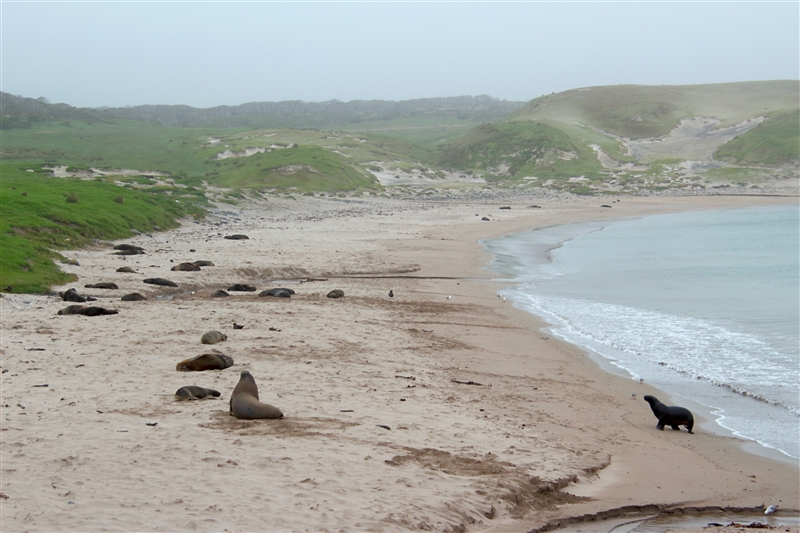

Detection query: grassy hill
xmin=440 ymin=81 xmax=799 ymax=193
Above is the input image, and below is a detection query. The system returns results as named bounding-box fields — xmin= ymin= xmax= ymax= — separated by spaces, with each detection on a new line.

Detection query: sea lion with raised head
xmin=201 ymin=330 xmax=227 ymax=345
xmin=230 ymin=370 xmax=283 ymax=420
xmin=175 ymin=386 xmax=221 ymax=401
xmin=176 ymin=353 xmax=234 ymax=372
xmin=643 ymin=395 xmax=694 ymax=433
xmin=59 ymin=288 xmax=87 ymax=302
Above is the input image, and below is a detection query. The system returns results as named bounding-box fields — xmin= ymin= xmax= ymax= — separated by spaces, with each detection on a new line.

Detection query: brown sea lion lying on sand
xmin=59 ymin=288 xmax=97 ymax=302
xmin=175 ymin=386 xmax=221 ymax=401
xmin=201 ymin=330 xmax=227 ymax=345
xmin=230 ymin=370 xmax=283 ymax=420
xmin=259 ymin=288 xmax=294 ymax=298
xmin=171 ymin=262 xmax=201 ymax=272
xmin=58 ymin=305 xmax=119 ymax=316
xmin=176 ymin=353 xmax=234 ymax=372
xmin=143 ymin=278 xmax=179 ymax=288
xmin=85 ymin=282 xmax=119 ymax=290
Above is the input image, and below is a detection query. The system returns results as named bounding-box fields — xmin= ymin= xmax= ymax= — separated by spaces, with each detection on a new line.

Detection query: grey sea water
xmin=483 ymin=205 xmax=800 ymax=459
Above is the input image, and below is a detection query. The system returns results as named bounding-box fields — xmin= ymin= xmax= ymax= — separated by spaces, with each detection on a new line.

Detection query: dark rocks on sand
xmin=327 ymin=289 xmax=345 ymax=299
xmin=143 ymin=278 xmax=179 ymax=288
xmin=224 ymin=234 xmax=249 ymax=240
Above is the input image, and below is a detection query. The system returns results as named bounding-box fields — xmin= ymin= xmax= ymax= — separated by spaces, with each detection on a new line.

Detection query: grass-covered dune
xmin=440 ymin=81 xmax=799 ymax=188
xmin=0 ymin=165 xmax=207 ymax=293
xmin=511 ymin=80 xmax=798 ymax=139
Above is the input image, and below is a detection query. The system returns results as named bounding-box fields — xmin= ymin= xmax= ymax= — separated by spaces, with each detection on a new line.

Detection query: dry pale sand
xmin=1 ymin=193 xmax=798 ymax=533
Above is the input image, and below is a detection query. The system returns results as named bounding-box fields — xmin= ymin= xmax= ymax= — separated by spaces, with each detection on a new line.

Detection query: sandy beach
xmin=1 ymin=192 xmax=797 ymax=533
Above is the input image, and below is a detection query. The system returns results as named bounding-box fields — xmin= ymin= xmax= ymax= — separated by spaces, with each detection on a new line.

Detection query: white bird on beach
xmin=447 ymin=295 xmax=451 ymax=300
xmin=765 ymin=505 xmax=779 ymax=515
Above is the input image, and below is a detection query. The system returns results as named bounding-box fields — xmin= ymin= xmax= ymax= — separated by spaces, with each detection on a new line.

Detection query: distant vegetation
xmin=1 ymin=81 xmax=797 ymax=292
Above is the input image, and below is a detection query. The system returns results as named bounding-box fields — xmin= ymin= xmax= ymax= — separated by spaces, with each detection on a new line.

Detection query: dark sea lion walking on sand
xmin=176 ymin=353 xmax=234 ymax=372
xmin=643 ymin=395 xmax=694 ymax=433
xmin=230 ymin=370 xmax=283 ymax=420
xmin=175 ymin=386 xmax=221 ymax=401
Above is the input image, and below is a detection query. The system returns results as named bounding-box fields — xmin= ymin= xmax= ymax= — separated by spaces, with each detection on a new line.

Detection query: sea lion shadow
xmin=201 ymin=410 xmax=358 ymax=438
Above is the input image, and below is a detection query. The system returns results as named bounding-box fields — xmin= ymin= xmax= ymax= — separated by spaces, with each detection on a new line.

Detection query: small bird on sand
xmin=233 ymin=322 xmax=244 ymax=330
xmin=765 ymin=505 xmax=779 ymax=515
xmin=388 ymin=290 xmax=394 ymax=298
xmin=447 ymin=295 xmax=451 ymax=300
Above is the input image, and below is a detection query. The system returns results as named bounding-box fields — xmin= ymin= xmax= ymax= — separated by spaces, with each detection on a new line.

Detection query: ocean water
xmin=483 ymin=205 xmax=800 ymax=459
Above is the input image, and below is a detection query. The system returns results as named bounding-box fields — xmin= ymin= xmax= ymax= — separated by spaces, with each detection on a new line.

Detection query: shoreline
xmin=1 ymin=193 xmax=797 ymax=532
xmin=477 ymin=206 xmax=799 ymax=464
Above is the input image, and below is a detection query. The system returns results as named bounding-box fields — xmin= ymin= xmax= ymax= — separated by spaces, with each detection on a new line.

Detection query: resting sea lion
xmin=643 ymin=395 xmax=694 ymax=433
xmin=228 ymin=284 xmax=257 ymax=292
xmin=224 ymin=234 xmax=249 ymax=240
xmin=113 ymin=249 xmax=142 ymax=256
xmin=171 ymin=262 xmax=201 ymax=272
xmin=59 ymin=288 xmax=87 ymax=302
xmin=327 ymin=289 xmax=344 ymax=299
xmin=114 ymin=244 xmax=145 ymax=253
xmin=58 ymin=305 xmax=119 ymax=316
xmin=121 ymin=293 xmax=147 ymax=301
xmin=116 ymin=267 xmax=136 ymax=273
xmin=85 ymin=282 xmax=119 ymax=290
xmin=176 ymin=353 xmax=234 ymax=372
xmin=259 ymin=288 xmax=294 ymax=298
xmin=143 ymin=278 xmax=179 ymax=287
xmin=175 ymin=386 xmax=221 ymax=401
xmin=201 ymin=330 xmax=227 ymax=345
xmin=211 ymin=289 xmax=229 ymax=298
xmin=192 ymin=260 xmax=215 ymax=267
xmin=230 ymin=370 xmax=283 ymax=420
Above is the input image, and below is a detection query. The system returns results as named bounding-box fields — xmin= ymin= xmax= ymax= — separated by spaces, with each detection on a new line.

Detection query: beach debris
xmin=340 ymin=409 xmax=354 ymax=412
xmin=395 ymin=375 xmax=416 ymax=381
xmin=146 ymin=422 xmax=158 ymax=427
xmin=233 ymin=322 xmax=244 ymax=330
xmin=447 ymin=295 xmax=451 ymax=300
xmin=0 ymin=492 xmax=8 ymax=499
xmin=765 ymin=504 xmax=779 ymax=514
xmin=376 ymin=425 xmax=391 ymax=430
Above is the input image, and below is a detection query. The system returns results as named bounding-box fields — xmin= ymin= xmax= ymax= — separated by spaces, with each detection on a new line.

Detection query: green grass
xmin=714 ymin=108 xmax=800 ymax=166
xmin=0 ymin=164 xmax=208 ymax=293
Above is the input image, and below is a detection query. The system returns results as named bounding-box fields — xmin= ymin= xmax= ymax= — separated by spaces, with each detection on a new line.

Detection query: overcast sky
xmin=2 ymin=1 xmax=798 ymax=108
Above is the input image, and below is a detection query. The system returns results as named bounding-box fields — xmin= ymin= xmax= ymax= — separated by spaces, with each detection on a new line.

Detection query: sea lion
xmin=259 ymin=288 xmax=294 ymax=298
xmin=224 ymin=234 xmax=249 ymax=240
xmin=113 ymin=249 xmax=142 ymax=256
xmin=121 ymin=293 xmax=147 ymax=301
xmin=228 ymin=284 xmax=257 ymax=292
xmin=229 ymin=370 xmax=283 ymax=420
xmin=59 ymin=288 xmax=87 ymax=302
xmin=327 ymin=289 xmax=344 ymax=299
xmin=192 ymin=260 xmax=215 ymax=267
xmin=176 ymin=353 xmax=234 ymax=372
xmin=114 ymin=244 xmax=145 ymax=253
xmin=211 ymin=289 xmax=229 ymax=298
xmin=58 ymin=305 xmax=119 ymax=316
xmin=171 ymin=262 xmax=201 ymax=272
xmin=143 ymin=278 xmax=179 ymax=287
xmin=85 ymin=282 xmax=119 ymax=290
xmin=643 ymin=395 xmax=694 ymax=433
xmin=116 ymin=267 xmax=136 ymax=273
xmin=175 ymin=386 xmax=221 ymax=401
xmin=201 ymin=330 xmax=227 ymax=345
